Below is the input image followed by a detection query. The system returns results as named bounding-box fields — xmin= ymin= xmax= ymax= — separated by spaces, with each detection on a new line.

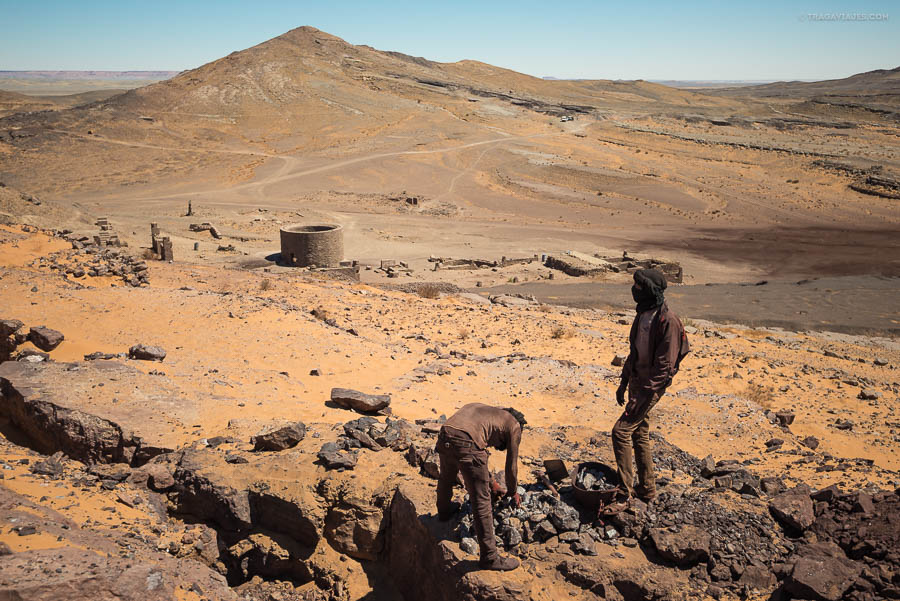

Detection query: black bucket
xmin=570 ymin=461 xmax=619 ymax=511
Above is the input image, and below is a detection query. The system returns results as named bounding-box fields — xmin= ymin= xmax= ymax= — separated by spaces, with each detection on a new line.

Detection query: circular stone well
xmin=279 ymin=224 xmax=343 ymax=268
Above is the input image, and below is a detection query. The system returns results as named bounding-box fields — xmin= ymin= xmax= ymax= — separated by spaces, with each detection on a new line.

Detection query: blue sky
xmin=1 ymin=0 xmax=897 ymax=80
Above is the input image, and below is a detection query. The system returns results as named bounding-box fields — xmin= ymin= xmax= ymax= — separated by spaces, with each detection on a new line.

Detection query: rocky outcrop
xmin=0 ymin=547 xmax=237 ymax=601
xmin=0 ymin=361 xmax=144 ymax=464
xmin=0 ymin=485 xmax=237 ymax=601
xmin=388 ymin=485 xmax=538 ymax=601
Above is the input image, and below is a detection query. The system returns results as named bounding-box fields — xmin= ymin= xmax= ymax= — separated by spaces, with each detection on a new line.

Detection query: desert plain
xmin=0 ymin=26 xmax=898 ymax=601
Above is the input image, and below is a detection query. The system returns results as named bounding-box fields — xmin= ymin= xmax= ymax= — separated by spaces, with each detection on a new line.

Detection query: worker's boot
xmin=479 ymin=554 xmax=520 ymax=571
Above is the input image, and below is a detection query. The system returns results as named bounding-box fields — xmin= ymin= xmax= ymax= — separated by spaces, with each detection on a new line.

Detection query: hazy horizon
xmin=2 ymin=0 xmax=897 ymax=80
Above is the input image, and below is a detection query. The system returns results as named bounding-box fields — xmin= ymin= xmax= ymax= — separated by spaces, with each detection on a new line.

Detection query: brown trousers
xmin=611 ymin=394 xmax=661 ymax=497
xmin=435 ymin=428 xmax=498 ymax=561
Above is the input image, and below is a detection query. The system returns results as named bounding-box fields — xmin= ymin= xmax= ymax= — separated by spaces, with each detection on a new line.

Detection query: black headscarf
xmin=632 ymin=268 xmax=667 ymax=313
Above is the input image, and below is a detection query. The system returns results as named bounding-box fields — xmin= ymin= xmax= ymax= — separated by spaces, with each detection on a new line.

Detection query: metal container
xmin=570 ymin=461 xmax=619 ymax=511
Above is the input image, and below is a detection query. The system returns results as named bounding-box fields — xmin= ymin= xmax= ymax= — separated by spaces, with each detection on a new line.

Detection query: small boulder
xmin=769 ymin=487 xmax=815 ymax=532
xmin=330 ymin=387 xmax=390 ymax=413
xmin=28 ymin=326 xmax=64 ymax=351
xmin=251 ymin=422 xmax=307 ymax=452
xmin=0 ymin=319 xmax=23 ymax=338
xmin=785 ymin=544 xmax=862 ymax=601
xmin=548 ymin=503 xmax=580 ymax=533
xmin=775 ymin=410 xmax=795 ymax=427
xmin=145 ymin=463 xmax=176 ymax=491
xmin=857 ymin=389 xmax=881 ymax=400
xmin=649 ymin=525 xmax=710 ymax=566
xmin=318 ymin=446 xmax=358 ymax=470
xmin=128 ymin=344 xmax=166 ymax=362
xmin=801 ymin=436 xmax=820 ymax=450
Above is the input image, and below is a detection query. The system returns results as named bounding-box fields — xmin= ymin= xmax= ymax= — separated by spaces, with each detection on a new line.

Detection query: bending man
xmin=436 ymin=403 xmax=525 ymax=571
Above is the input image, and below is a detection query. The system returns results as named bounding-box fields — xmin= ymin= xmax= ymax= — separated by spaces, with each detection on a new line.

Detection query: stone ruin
xmin=149 ymin=223 xmax=174 ymax=262
xmin=92 ymin=217 xmax=124 ymax=248
xmin=545 ymin=250 xmax=683 ymax=282
xmin=189 ymin=222 xmax=221 ymax=239
xmin=428 ymin=255 xmax=540 ymax=271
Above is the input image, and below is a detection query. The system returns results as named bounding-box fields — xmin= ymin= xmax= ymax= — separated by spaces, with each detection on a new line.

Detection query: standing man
xmin=436 ymin=403 xmax=525 ymax=571
xmin=610 ymin=268 xmax=688 ymax=509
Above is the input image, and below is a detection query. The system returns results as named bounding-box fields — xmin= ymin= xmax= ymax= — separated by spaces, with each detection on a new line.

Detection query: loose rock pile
xmin=31 ymin=236 xmax=150 ymax=287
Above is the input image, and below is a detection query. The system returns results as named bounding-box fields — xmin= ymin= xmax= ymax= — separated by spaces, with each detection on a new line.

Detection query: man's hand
xmin=489 ymin=479 xmax=503 ymax=503
xmin=616 ymin=382 xmax=627 ymax=406
xmin=506 ymin=492 xmax=521 ymax=508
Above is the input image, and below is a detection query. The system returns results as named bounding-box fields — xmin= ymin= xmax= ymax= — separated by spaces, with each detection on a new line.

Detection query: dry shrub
xmin=458 ymin=328 xmax=470 ymax=340
xmin=743 ymin=383 xmax=775 ymax=409
xmin=551 ymin=326 xmax=576 ymax=340
xmin=259 ymin=278 xmax=273 ymax=291
xmin=311 ymin=306 xmax=330 ymax=321
xmin=536 ymin=304 xmax=553 ymax=313
xmin=417 ymin=284 xmax=441 ymax=299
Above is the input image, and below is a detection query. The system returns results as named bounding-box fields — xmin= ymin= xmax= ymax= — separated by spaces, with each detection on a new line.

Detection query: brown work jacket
xmin=620 ymin=302 xmax=686 ymax=403
xmin=443 ymin=403 xmax=521 ymax=493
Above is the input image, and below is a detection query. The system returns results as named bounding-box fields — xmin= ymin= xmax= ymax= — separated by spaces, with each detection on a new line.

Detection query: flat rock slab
xmin=330 ymin=387 xmax=390 ymax=413
xmin=0 ymin=361 xmax=191 ymax=464
xmin=28 ymin=326 xmax=64 ymax=351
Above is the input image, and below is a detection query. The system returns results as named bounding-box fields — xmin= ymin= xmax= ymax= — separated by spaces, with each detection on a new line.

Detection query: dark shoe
xmin=479 ymin=555 xmax=520 ymax=571
xmin=438 ymin=501 xmax=460 ymax=521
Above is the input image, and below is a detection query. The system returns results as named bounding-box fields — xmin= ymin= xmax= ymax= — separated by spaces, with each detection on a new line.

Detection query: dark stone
xmin=775 ymin=410 xmax=795 ymax=426
xmin=649 ymin=525 xmax=711 ymax=566
xmin=785 ymin=544 xmax=862 ymax=601
xmin=28 ymin=326 xmax=64 ymax=351
xmin=0 ymin=319 xmax=23 ymax=338
xmin=29 ymin=452 xmax=65 ymax=478
xmin=853 ymin=492 xmax=875 ymax=514
xmin=548 ymin=503 xmax=580 ymax=532
xmin=769 ymin=487 xmax=815 ymax=532
xmin=801 ymin=436 xmax=820 ymax=450
xmin=330 ymin=388 xmax=390 ymax=413
xmin=128 ymin=344 xmax=166 ymax=362
xmin=251 ymin=422 xmax=307 ymax=452
xmin=145 ymin=463 xmax=175 ymax=491
xmin=810 ymin=484 xmax=842 ymax=502
xmin=317 ymin=448 xmax=358 ymax=470
xmin=738 ymin=566 xmax=776 ymax=591
xmin=858 ymin=389 xmax=881 ymax=400
xmin=760 ymin=476 xmax=786 ymax=496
